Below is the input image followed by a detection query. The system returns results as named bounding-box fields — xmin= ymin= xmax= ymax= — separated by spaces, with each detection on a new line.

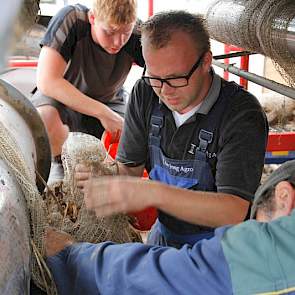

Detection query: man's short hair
xmin=140 ymin=10 xmax=211 ymax=53
xmin=251 ymin=160 xmax=295 ymax=218
xmin=92 ymin=0 xmax=137 ymax=25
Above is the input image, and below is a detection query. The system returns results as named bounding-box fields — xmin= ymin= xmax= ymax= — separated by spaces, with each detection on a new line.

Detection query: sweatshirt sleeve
xmin=46 ymin=227 xmax=232 ymax=295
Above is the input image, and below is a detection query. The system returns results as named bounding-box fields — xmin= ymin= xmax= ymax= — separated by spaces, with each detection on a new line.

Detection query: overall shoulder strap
xmin=195 ymin=80 xmax=242 ymax=160
xmin=149 ymin=101 xmax=164 ymax=147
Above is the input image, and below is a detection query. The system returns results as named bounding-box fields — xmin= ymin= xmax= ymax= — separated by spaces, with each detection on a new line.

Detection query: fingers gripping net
xmin=63 ymin=132 xmax=112 ymax=202
xmin=47 ymin=132 xmax=142 ymax=244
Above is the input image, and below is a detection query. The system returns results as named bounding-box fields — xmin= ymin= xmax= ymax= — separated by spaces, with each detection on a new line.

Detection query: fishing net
xmin=46 ymin=132 xmax=141 ymax=245
xmin=0 ymin=125 xmax=141 ymax=294
xmin=0 ymin=119 xmax=53 ymax=293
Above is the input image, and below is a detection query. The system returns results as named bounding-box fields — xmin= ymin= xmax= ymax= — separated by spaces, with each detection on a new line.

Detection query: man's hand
xmin=75 ymin=164 xmax=92 ymax=191
xmin=98 ymin=107 xmax=123 ymax=141
xmin=45 ymin=227 xmax=75 ymax=257
xmin=83 ymin=176 xmax=152 ymax=217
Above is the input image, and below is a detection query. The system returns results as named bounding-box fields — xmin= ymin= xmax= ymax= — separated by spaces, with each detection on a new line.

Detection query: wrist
xmin=145 ymin=180 xmax=166 ymax=209
xmin=93 ymin=101 xmax=108 ymax=119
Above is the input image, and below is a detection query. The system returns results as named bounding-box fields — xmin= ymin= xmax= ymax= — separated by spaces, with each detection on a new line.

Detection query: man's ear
xmin=88 ymin=10 xmax=95 ymax=25
xmin=201 ymin=51 xmax=213 ymax=73
xmin=274 ymin=181 xmax=295 ymax=216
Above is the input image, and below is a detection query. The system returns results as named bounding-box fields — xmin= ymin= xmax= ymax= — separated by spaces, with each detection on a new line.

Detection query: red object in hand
xmin=103 ymin=131 xmax=119 ymax=159
xmin=128 ymin=207 xmax=158 ymax=231
xmin=103 ymin=131 xmax=157 ymax=231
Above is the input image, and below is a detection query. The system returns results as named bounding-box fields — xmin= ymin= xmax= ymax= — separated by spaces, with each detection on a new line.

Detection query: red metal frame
xmin=148 ymin=0 xmax=153 ymax=16
xmin=222 ymin=45 xmax=294 ymax=155
xmin=8 ymin=60 xmax=38 ymax=68
xmin=266 ymin=132 xmax=295 ymax=152
xmin=224 ymin=44 xmax=249 ymax=89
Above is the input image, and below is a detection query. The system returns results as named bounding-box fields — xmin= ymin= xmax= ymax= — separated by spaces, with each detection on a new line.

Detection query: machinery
xmin=194 ymin=0 xmax=295 ymax=163
xmin=0 ymin=80 xmax=50 ymax=293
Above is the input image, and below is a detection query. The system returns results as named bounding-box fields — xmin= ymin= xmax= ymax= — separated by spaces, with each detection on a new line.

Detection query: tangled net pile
xmin=46 ymin=132 xmax=141 ymax=245
xmin=0 ymin=124 xmax=141 ymax=294
xmin=206 ymin=0 xmax=295 ymax=88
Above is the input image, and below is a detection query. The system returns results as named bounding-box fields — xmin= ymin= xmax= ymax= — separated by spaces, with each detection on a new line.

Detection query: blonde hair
xmin=92 ymin=0 xmax=137 ymax=25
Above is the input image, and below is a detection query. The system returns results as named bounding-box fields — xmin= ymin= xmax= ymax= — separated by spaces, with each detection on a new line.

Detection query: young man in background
xmin=32 ymin=0 xmax=144 ymax=174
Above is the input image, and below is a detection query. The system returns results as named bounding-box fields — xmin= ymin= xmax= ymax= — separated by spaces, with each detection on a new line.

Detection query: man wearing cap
xmin=46 ymin=160 xmax=295 ymax=295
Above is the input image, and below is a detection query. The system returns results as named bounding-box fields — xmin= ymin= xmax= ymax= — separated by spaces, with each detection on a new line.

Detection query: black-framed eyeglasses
xmin=142 ymin=52 xmax=205 ymax=89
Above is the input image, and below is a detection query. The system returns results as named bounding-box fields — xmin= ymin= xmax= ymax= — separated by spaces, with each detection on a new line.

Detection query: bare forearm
xmin=145 ymin=181 xmax=249 ymax=227
xmin=38 ymin=77 xmax=107 ymax=119
xmin=36 ymin=46 xmax=108 ymax=119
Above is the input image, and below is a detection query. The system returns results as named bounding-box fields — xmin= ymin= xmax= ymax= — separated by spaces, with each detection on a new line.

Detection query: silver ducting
xmin=195 ymin=0 xmax=295 ymax=87
xmin=199 ymin=0 xmax=295 ymax=55
xmin=286 ymin=18 xmax=295 ymax=56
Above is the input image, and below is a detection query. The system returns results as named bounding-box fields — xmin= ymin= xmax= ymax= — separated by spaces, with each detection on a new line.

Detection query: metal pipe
xmin=0 ymin=79 xmax=51 ymax=190
xmin=214 ymin=51 xmax=256 ymax=60
xmin=196 ymin=0 xmax=295 ymax=57
xmin=212 ymin=59 xmax=295 ymax=100
xmin=240 ymin=54 xmax=249 ymax=89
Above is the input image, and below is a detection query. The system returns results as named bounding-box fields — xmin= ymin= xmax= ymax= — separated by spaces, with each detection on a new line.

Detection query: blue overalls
xmin=147 ymin=81 xmax=240 ymax=248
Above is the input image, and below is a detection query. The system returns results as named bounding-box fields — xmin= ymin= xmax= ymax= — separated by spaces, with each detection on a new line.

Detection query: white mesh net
xmin=46 ymin=132 xmax=141 ymax=246
xmin=0 ymin=127 xmax=141 ymax=294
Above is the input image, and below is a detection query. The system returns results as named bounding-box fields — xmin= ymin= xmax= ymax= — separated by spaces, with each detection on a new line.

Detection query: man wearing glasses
xmin=76 ymin=10 xmax=269 ymax=248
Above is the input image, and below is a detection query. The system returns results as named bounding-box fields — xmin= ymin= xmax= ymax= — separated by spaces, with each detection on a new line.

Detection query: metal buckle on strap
xmin=151 ymin=116 xmax=163 ymax=127
xmin=199 ymin=129 xmax=213 ymax=143
xmin=150 ymin=116 xmax=163 ymax=136
xmin=197 ymin=129 xmax=213 ymax=153
xmin=151 ymin=123 xmax=161 ymax=136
